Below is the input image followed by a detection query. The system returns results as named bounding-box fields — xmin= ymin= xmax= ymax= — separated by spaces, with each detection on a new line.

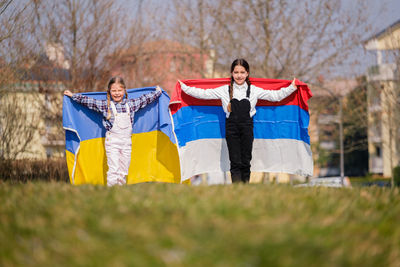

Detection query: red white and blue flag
xmin=169 ymin=78 xmax=313 ymax=182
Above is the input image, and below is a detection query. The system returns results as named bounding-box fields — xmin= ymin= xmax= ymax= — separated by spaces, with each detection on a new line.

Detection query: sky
xmin=368 ymin=0 xmax=400 ymax=31
xmin=123 ymin=0 xmax=400 ymax=36
xmin=122 ymin=0 xmax=400 ymax=76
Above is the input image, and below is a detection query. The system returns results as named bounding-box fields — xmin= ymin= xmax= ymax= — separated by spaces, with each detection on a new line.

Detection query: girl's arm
xmin=179 ymin=80 xmax=224 ymax=100
xmin=129 ymin=86 xmax=162 ymax=112
xmin=255 ymin=78 xmax=297 ymax=102
xmin=63 ymin=90 xmax=106 ymax=114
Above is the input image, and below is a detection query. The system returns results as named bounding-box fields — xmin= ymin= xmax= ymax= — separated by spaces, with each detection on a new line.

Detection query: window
xmin=375 ymin=145 xmax=381 ymax=157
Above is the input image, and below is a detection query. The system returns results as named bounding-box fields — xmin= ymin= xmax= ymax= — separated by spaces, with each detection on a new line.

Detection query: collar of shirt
xmin=112 ymin=99 xmax=127 ymax=105
xmin=232 ymin=82 xmax=249 ymax=100
xmin=233 ymin=82 xmax=248 ymax=91
xmin=111 ymin=99 xmax=130 ymax=114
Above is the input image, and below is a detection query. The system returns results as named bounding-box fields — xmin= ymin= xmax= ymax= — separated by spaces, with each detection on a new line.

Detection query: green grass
xmin=1 ymin=182 xmax=399 ymax=267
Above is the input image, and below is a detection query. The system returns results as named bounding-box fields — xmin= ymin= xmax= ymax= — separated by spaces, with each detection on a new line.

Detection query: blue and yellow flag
xmin=62 ymin=87 xmax=181 ymax=185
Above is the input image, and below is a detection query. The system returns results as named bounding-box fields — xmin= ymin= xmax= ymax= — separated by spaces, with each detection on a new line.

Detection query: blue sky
xmin=122 ymin=0 xmax=399 ymax=76
xmin=369 ymin=0 xmax=400 ymax=31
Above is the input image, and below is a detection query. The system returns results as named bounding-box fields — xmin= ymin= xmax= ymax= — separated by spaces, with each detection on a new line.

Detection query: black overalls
xmin=225 ymin=85 xmax=253 ymax=183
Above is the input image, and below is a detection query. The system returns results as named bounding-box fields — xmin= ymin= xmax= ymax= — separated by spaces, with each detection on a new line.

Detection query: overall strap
xmin=110 ymin=102 xmax=117 ymax=115
xmin=246 ymin=84 xmax=250 ymax=98
xmin=124 ymin=103 xmax=130 ymax=114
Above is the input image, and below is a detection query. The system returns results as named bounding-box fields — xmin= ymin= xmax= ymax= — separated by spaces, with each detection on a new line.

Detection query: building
xmin=364 ymin=19 xmax=400 ymax=177
xmin=0 ymin=43 xmax=67 ymax=160
xmin=0 ymin=82 xmax=65 ymax=160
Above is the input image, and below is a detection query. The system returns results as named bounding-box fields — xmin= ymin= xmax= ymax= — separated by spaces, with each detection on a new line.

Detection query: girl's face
xmin=110 ymin=83 xmax=125 ymax=103
xmin=232 ymin=65 xmax=249 ymax=85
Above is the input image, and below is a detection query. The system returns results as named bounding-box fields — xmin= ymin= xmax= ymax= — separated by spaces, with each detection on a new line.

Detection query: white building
xmin=364 ymin=19 xmax=400 ymax=177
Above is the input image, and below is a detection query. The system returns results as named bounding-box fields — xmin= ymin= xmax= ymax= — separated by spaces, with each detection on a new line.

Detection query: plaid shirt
xmin=71 ymin=90 xmax=162 ymax=131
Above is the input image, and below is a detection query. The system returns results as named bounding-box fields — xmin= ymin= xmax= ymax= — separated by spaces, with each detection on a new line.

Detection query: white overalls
xmin=105 ymin=102 xmax=132 ymax=186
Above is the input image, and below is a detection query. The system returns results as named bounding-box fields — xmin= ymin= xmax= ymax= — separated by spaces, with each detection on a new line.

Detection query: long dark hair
xmin=106 ymin=76 xmax=127 ymax=119
xmin=228 ymin=59 xmax=251 ymax=112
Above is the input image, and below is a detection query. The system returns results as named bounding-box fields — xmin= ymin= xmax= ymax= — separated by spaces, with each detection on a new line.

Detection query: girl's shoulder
xmin=190 ymin=84 xmax=228 ymax=91
xmin=249 ymin=83 xmax=263 ymax=91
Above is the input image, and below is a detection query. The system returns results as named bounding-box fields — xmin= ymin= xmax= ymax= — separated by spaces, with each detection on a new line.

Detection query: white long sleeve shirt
xmin=180 ymin=81 xmax=297 ymax=118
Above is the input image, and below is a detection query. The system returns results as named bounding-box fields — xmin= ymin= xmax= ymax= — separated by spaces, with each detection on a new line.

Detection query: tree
xmin=30 ymin=0 xmax=146 ymax=91
xmin=0 ymin=0 xmax=43 ymax=160
xmin=169 ymin=0 xmax=215 ymax=78
xmin=343 ymin=78 xmax=369 ymax=176
xmin=167 ymin=0 xmax=371 ymax=82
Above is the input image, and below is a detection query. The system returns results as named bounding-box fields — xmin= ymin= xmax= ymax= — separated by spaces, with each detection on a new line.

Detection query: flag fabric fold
xmin=169 ymin=78 xmax=313 ymax=182
xmin=63 ymin=87 xmax=181 ymax=185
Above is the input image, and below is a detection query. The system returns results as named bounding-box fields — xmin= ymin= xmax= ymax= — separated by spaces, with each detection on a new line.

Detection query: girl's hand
xmin=291 ymin=78 xmax=297 ymax=89
xmin=64 ymin=90 xmax=73 ymax=97
xmin=155 ymin=85 xmax=161 ymax=92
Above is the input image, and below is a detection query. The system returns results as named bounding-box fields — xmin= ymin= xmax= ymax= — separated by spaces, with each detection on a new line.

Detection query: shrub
xmin=0 ymin=158 xmax=69 ymax=183
xmin=393 ymin=165 xmax=400 ymax=186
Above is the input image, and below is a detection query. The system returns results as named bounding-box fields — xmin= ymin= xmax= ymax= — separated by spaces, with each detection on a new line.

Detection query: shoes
xmin=117 ymin=177 xmax=126 ymax=185
xmin=107 ymin=177 xmax=126 ymax=187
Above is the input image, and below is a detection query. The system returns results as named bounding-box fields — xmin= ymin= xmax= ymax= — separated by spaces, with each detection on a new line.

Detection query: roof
xmin=367 ymin=19 xmax=400 ymax=41
xmin=364 ymin=19 xmax=400 ymax=50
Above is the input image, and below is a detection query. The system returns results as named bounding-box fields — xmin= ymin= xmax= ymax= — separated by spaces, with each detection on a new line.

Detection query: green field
xmin=1 ymin=182 xmax=399 ymax=267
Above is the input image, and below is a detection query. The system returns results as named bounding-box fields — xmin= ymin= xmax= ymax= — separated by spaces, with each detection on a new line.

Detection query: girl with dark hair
xmin=64 ymin=76 xmax=162 ymax=186
xmin=179 ymin=59 xmax=297 ymax=183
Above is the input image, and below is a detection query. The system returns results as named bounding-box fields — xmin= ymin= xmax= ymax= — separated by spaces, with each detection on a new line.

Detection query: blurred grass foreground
xmin=1 ymin=182 xmax=399 ymax=266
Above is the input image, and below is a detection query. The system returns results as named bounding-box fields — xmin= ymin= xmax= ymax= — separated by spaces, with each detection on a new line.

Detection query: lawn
xmin=0 ymin=182 xmax=399 ymax=266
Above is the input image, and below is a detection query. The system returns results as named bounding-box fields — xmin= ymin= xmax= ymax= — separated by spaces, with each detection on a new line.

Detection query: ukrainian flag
xmin=62 ymin=87 xmax=181 ymax=185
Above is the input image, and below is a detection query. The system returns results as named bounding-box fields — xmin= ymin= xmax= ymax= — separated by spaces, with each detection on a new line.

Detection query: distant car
xmin=361 ymin=181 xmax=391 ymax=187
xmin=295 ymin=176 xmax=351 ymax=188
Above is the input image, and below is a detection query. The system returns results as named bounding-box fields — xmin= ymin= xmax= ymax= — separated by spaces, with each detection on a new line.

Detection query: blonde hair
xmin=106 ymin=76 xmax=127 ymax=120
